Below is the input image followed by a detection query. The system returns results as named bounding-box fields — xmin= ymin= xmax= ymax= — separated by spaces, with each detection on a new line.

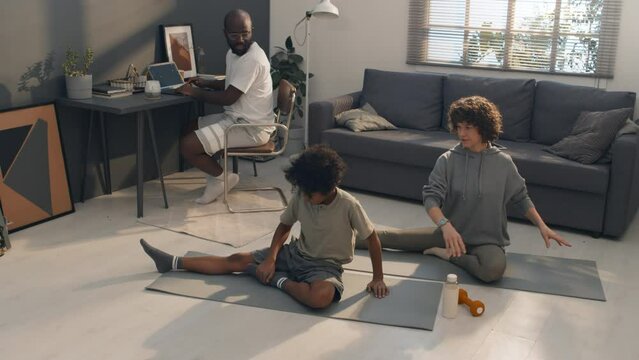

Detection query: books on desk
xmin=92 ymin=91 xmax=133 ymax=99
xmin=92 ymin=84 xmax=133 ymax=99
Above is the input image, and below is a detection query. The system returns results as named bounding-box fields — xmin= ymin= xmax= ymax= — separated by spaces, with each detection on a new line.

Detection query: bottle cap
xmin=446 ymin=274 xmax=458 ymax=283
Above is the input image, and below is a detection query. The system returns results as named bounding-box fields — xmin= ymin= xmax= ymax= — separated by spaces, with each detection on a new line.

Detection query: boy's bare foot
xmin=423 ymin=247 xmax=451 ymax=261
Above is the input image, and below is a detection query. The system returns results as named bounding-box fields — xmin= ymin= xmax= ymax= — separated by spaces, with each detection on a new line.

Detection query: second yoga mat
xmin=345 ymin=250 xmax=606 ymax=301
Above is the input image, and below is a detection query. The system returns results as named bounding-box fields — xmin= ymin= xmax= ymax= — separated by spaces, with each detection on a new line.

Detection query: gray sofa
xmin=309 ymin=69 xmax=639 ymax=237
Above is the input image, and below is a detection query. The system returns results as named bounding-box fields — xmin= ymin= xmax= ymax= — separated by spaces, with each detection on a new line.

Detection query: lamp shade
xmin=311 ymin=0 xmax=339 ymax=18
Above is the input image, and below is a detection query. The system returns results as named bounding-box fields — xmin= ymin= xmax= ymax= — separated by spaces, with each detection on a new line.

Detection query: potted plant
xmin=270 ymin=36 xmax=312 ymax=124
xmin=62 ymin=47 xmax=94 ymax=99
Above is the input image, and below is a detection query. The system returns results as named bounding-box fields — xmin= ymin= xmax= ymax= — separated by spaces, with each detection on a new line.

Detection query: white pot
xmin=65 ymin=74 xmax=93 ymax=99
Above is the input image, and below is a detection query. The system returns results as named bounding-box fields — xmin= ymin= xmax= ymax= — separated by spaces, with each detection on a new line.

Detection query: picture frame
xmin=0 ymin=103 xmax=74 ymax=233
xmin=161 ymin=24 xmax=198 ymax=79
xmin=0 ymin=199 xmax=10 ymax=254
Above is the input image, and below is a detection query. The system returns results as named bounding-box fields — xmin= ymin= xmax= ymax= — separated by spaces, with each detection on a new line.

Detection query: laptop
xmin=147 ymin=62 xmax=186 ymax=95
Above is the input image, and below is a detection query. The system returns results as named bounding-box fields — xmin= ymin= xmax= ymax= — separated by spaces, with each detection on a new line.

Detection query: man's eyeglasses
xmin=226 ymin=29 xmax=252 ymax=41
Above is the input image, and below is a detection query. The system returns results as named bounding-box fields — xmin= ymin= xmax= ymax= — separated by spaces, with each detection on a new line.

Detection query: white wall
xmin=270 ymin=0 xmax=639 ymax=116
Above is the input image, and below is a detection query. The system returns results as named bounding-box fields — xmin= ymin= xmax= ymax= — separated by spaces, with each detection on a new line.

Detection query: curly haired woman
xmin=357 ymin=96 xmax=571 ymax=282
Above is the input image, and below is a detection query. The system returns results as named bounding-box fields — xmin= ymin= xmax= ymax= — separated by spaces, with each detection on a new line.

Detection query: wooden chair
xmin=222 ymin=79 xmax=296 ymax=213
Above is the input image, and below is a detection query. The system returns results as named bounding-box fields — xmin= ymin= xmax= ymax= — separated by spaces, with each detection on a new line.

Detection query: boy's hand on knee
xmin=256 ymin=259 xmax=275 ymax=284
xmin=366 ymin=279 xmax=389 ymax=299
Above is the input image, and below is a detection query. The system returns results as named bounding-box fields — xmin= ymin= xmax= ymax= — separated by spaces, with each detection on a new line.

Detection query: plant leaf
xmin=289 ymin=54 xmax=303 ymax=64
xmin=285 ymin=36 xmax=293 ymax=51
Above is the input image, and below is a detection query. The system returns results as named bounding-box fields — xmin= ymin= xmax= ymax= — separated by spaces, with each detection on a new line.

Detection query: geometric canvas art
xmin=0 ymin=103 xmax=73 ymax=232
xmin=0 ymin=199 xmax=9 ymax=252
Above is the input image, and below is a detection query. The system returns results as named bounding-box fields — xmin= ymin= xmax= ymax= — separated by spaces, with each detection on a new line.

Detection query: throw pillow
xmin=596 ymin=118 xmax=639 ymax=163
xmin=544 ymin=108 xmax=633 ymax=164
xmin=335 ymin=103 xmax=397 ymax=132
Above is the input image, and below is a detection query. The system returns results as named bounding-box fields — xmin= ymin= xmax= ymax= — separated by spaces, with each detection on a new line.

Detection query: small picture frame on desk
xmin=161 ymin=24 xmax=198 ymax=79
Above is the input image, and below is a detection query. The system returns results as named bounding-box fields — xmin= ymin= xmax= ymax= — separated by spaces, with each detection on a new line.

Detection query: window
xmin=407 ymin=0 xmax=622 ymax=77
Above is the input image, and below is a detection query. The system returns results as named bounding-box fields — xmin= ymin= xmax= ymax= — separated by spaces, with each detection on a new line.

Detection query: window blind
xmin=407 ymin=0 xmax=622 ymax=78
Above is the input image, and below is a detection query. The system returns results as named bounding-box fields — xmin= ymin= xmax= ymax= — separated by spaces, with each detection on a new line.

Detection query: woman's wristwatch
xmin=436 ymin=217 xmax=449 ymax=228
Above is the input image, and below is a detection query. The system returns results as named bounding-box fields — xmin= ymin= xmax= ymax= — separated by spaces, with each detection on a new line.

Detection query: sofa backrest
xmin=532 ymin=81 xmax=636 ymax=145
xmin=442 ymin=74 xmax=536 ymax=141
xmin=360 ymin=69 xmax=444 ymax=131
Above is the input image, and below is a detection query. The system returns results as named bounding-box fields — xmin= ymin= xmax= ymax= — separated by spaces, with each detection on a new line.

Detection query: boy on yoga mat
xmin=141 ymin=145 xmax=389 ymax=309
xmin=356 ymin=96 xmax=571 ymax=283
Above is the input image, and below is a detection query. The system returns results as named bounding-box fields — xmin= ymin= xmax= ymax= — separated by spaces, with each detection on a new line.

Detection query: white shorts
xmin=194 ymin=113 xmax=272 ymax=156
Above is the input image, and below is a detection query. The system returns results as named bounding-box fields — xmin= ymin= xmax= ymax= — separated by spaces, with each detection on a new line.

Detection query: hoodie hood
xmin=450 ymin=143 xmax=503 ymax=200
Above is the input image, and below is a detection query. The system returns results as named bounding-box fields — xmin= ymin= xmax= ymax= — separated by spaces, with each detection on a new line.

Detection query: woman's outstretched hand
xmin=539 ymin=226 xmax=572 ymax=248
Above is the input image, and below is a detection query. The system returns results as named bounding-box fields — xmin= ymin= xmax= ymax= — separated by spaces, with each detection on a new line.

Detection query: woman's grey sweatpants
xmin=356 ymin=227 xmax=506 ymax=283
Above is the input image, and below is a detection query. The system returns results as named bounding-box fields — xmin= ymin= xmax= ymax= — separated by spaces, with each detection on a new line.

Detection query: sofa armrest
xmin=604 ymin=133 xmax=639 ymax=237
xmin=308 ymin=91 xmax=361 ymax=145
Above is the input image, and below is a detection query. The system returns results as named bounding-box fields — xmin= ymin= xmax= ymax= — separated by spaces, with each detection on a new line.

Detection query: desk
xmin=57 ymin=93 xmax=196 ymax=217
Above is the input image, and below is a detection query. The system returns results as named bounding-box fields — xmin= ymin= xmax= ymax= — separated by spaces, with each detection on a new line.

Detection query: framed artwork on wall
xmin=161 ymin=24 xmax=198 ymax=79
xmin=0 ymin=103 xmax=74 ymax=233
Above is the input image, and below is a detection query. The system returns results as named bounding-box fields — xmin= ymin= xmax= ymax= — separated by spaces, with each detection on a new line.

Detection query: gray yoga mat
xmin=346 ymin=250 xmax=606 ymax=301
xmin=146 ymin=252 xmax=443 ymax=330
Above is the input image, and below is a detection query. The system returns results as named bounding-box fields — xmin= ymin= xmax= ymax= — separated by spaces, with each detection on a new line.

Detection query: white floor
xmin=2 ymin=151 xmax=639 ymax=360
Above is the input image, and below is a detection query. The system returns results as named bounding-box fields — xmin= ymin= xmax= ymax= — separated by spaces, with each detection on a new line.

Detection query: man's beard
xmin=228 ymin=40 xmax=253 ymax=56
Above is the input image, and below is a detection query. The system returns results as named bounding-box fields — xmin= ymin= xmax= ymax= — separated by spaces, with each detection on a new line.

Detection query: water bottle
xmin=442 ymin=273 xmax=459 ymax=319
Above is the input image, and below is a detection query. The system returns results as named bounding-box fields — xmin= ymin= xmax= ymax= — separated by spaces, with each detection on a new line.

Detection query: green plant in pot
xmin=62 ymin=47 xmax=94 ymax=99
xmin=270 ymin=36 xmax=312 ymax=125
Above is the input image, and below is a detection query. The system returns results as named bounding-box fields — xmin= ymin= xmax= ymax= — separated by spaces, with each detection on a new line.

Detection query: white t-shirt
xmin=224 ymin=42 xmax=274 ymax=129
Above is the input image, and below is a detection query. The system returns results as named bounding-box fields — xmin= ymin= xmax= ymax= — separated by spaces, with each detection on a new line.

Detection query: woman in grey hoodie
xmin=358 ymin=96 xmax=571 ymax=282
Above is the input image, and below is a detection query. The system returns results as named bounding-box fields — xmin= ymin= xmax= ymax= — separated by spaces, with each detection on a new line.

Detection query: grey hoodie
xmin=423 ymin=143 xmax=534 ymax=247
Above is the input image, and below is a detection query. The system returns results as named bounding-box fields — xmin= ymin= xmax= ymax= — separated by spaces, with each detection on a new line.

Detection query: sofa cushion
xmin=359 ymin=69 xmax=444 ymax=131
xmin=532 ymin=81 xmax=636 ymax=145
xmin=497 ymin=140 xmax=609 ymax=194
xmin=334 ymin=103 xmax=397 ymax=132
xmin=442 ymin=74 xmax=536 ymax=141
xmin=323 ymin=128 xmax=609 ymax=194
xmin=545 ymin=108 xmax=632 ymax=164
xmin=323 ymin=128 xmax=458 ymax=168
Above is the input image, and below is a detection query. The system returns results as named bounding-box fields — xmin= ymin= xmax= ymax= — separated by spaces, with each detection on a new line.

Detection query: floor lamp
xmin=302 ymin=0 xmax=339 ymax=148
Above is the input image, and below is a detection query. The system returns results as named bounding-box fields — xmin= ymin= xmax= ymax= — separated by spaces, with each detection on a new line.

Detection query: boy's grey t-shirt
xmin=280 ymin=188 xmax=375 ymax=266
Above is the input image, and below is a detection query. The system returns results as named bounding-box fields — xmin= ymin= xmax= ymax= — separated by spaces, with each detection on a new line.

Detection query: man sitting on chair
xmin=178 ymin=9 xmax=274 ymax=204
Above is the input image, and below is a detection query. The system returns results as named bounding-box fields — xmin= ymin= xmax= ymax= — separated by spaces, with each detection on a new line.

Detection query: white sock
xmin=275 ymin=276 xmax=289 ymax=289
xmin=195 ymin=173 xmax=240 ymax=204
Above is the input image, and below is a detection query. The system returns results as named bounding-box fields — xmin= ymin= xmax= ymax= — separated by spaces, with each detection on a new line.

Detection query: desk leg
xmin=145 ymin=110 xmax=169 ymax=209
xmin=137 ymin=112 xmax=144 ymax=218
xmin=81 ymin=110 xmax=95 ymax=202
xmin=179 ymin=102 xmax=194 ymax=172
xmin=99 ymin=112 xmax=112 ymax=195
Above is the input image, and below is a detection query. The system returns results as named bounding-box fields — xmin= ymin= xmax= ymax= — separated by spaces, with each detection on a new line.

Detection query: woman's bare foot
xmin=423 ymin=247 xmax=451 ymax=261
